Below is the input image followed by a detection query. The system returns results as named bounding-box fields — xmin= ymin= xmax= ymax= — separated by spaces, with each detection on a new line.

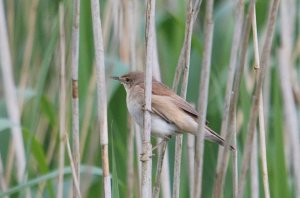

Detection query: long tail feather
xmin=204 ymin=126 xmax=235 ymax=150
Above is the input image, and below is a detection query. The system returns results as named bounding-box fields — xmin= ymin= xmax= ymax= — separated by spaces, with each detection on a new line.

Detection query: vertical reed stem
xmin=252 ymin=6 xmax=270 ymax=198
xmin=0 ymin=0 xmax=26 ymax=184
xmin=127 ymin=1 xmax=137 ymax=197
xmin=18 ymin=0 xmax=39 ymax=111
xmin=213 ymin=0 xmax=255 ymax=196
xmin=279 ymin=0 xmax=300 ymax=194
xmin=57 ymin=3 xmax=66 ymax=198
xmin=173 ymin=0 xmax=202 ymax=197
xmin=194 ymin=0 xmax=214 ymax=197
xmin=153 ymin=141 xmax=167 ymax=198
xmin=213 ymin=1 xmax=244 ymax=196
xmin=238 ymin=0 xmax=280 ymax=197
xmin=66 ymin=134 xmax=82 ymax=198
xmin=142 ymin=0 xmax=156 ymax=197
xmin=71 ymin=0 xmax=80 ymax=195
xmin=91 ymin=0 xmax=112 ymax=197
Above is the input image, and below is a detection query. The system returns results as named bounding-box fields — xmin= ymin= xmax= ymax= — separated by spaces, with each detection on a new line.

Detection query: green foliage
xmin=0 ymin=166 xmax=103 ymax=197
xmin=0 ymin=0 xmax=297 ymax=197
xmin=269 ymin=68 xmax=291 ymax=198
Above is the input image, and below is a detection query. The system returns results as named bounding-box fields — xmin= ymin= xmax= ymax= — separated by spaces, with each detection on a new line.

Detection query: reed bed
xmin=1 ymin=0 xmax=299 ymax=197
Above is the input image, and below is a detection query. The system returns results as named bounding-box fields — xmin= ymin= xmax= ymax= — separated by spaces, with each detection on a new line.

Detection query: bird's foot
xmin=139 ymin=142 xmax=154 ymax=162
xmin=152 ymin=135 xmax=171 ymax=153
xmin=141 ymin=104 xmax=152 ymax=113
xmin=139 ymin=136 xmax=172 ymax=161
xmin=139 ymin=151 xmax=154 ymax=162
xmin=163 ymin=135 xmax=172 ymax=141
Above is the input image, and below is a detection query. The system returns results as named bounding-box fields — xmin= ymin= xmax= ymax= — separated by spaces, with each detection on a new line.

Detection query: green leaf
xmin=0 ymin=165 xmax=103 ymax=197
xmin=40 ymin=96 xmax=57 ymax=126
xmin=22 ymin=17 xmax=59 ymax=196
xmin=269 ymin=69 xmax=290 ymax=198
xmin=22 ymin=128 xmax=54 ymax=197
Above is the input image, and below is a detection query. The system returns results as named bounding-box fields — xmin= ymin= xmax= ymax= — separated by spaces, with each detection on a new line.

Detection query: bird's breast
xmin=126 ymin=91 xmax=178 ymax=138
xmin=150 ymin=114 xmax=178 ymax=138
xmin=126 ymin=92 xmax=144 ymax=127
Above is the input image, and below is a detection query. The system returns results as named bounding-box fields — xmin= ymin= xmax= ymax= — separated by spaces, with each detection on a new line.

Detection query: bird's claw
xmin=164 ymin=135 xmax=172 ymax=141
xmin=139 ymin=152 xmax=154 ymax=162
xmin=141 ymin=104 xmax=151 ymax=112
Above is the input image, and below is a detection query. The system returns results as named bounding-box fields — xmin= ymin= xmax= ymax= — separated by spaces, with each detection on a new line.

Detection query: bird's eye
xmin=125 ymin=78 xmax=130 ymax=83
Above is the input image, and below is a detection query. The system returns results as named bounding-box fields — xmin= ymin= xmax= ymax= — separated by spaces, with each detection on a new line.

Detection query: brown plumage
xmin=112 ymin=71 xmax=235 ymax=150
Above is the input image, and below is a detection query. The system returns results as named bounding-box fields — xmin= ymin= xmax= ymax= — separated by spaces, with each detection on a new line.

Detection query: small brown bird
xmin=112 ymin=72 xmax=234 ymax=150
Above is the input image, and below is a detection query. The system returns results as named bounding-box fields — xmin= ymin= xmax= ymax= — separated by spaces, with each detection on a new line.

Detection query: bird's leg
xmin=140 ymin=142 xmax=153 ymax=162
xmin=141 ymin=104 xmax=152 ymax=113
xmin=152 ymin=135 xmax=172 ymax=153
xmin=139 ymin=135 xmax=171 ymax=161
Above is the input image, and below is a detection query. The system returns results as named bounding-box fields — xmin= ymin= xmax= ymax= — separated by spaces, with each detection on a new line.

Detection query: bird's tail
xmin=205 ymin=126 xmax=235 ymax=151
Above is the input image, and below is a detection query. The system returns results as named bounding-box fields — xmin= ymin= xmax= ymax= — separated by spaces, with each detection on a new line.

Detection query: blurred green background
xmin=0 ymin=0 xmax=298 ymax=197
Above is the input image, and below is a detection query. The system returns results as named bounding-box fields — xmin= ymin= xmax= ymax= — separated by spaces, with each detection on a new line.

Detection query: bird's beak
xmin=110 ymin=76 xmax=120 ymax=81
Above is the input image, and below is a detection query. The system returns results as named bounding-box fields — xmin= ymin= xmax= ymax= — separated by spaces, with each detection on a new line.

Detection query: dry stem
xmin=0 ymin=0 xmax=26 ymax=184
xmin=252 ymin=6 xmax=270 ymax=198
xmin=172 ymin=0 xmax=203 ymax=91
xmin=238 ymin=0 xmax=280 ymax=197
xmin=18 ymin=0 xmax=39 ymax=111
xmin=250 ymin=133 xmax=259 ymax=198
xmin=279 ymin=0 xmax=300 ymax=194
xmin=71 ymin=0 xmax=80 ymax=195
xmin=57 ymin=3 xmax=66 ymax=198
xmin=213 ymin=2 xmax=244 ymax=196
xmin=193 ymin=0 xmax=214 ymax=197
xmin=91 ymin=0 xmax=112 ymax=197
xmin=173 ymin=0 xmax=202 ymax=197
xmin=66 ymin=134 xmax=82 ymax=198
xmin=142 ymin=0 xmax=156 ymax=197
xmin=153 ymin=141 xmax=167 ymax=198
xmin=213 ymin=0 xmax=254 ymax=196
xmin=127 ymin=1 xmax=138 ymax=197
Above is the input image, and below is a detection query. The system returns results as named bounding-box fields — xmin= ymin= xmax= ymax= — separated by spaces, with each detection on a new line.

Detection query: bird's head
xmin=111 ymin=72 xmax=144 ymax=91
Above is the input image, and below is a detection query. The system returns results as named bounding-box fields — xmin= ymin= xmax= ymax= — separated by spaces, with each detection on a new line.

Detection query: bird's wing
xmin=151 ymin=105 xmax=173 ymax=124
xmin=169 ymin=95 xmax=199 ymax=119
xmin=148 ymin=80 xmax=234 ymax=149
xmin=205 ymin=126 xmax=235 ymax=150
xmin=151 ymin=81 xmax=199 ymax=119
xmin=151 ymin=95 xmax=177 ymax=124
xmin=151 ymin=94 xmax=198 ymax=133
